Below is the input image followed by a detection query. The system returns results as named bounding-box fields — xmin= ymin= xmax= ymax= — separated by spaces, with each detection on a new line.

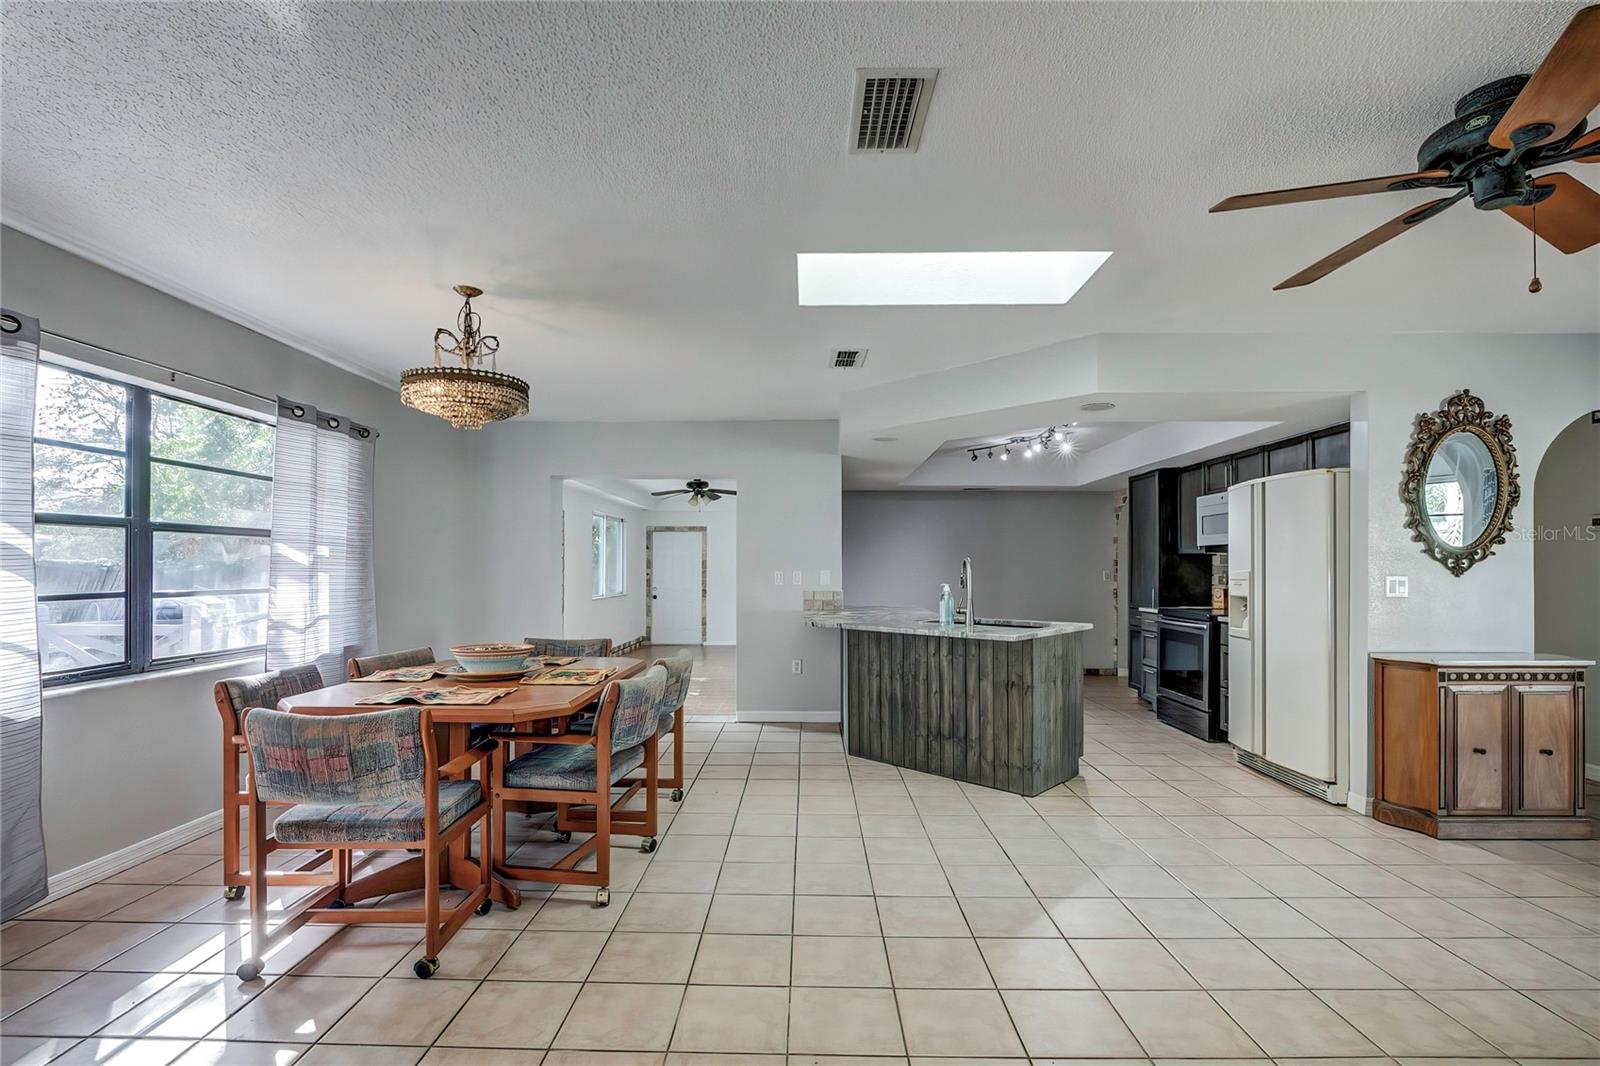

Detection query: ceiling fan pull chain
xmin=1528 ymin=203 xmax=1542 ymax=293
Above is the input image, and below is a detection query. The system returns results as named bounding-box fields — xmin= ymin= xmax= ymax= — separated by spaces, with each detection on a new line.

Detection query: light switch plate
xmin=792 ymin=570 xmax=803 ymax=586
xmin=1385 ymin=575 xmax=1409 ymax=598
xmin=773 ymin=570 xmax=784 ymax=586
xmin=791 ymin=659 xmax=803 ymax=674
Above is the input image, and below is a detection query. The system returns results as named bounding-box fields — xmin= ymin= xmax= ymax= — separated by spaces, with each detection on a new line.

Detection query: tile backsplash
xmin=804 ymin=590 xmax=843 ymax=612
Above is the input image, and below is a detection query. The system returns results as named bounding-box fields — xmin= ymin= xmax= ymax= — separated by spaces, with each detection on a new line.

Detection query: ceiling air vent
xmin=830 ymin=348 xmax=868 ymax=369
xmin=850 ymin=69 xmax=938 ymax=153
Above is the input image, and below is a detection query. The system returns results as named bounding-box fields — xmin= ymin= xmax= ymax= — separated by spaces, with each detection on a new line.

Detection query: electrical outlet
xmin=773 ymin=570 xmax=784 ymax=586
xmin=820 ymin=569 xmax=832 ymax=586
xmin=791 ymin=659 xmax=803 ymax=674
xmin=1385 ymin=575 xmax=1409 ymax=598
xmin=792 ymin=569 xmax=803 ymax=586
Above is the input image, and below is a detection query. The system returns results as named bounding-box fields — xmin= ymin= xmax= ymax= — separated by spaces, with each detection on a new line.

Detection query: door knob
xmin=1539 ymin=747 xmax=1554 ymax=756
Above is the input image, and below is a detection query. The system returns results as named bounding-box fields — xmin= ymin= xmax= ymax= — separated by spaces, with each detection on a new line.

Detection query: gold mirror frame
xmin=1400 ymin=389 xmax=1521 ymax=577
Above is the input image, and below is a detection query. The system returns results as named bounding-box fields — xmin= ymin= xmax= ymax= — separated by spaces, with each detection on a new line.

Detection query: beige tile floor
xmin=4 ymin=658 xmax=1599 ymax=1066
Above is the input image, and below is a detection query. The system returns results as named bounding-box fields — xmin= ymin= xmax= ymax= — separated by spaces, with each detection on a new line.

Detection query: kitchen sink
xmin=921 ymin=617 xmax=1047 ymax=629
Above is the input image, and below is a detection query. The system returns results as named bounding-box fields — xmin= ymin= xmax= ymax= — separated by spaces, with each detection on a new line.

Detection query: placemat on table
xmin=523 ymin=667 xmax=616 ymax=686
xmin=356 ymin=685 xmax=515 ymax=706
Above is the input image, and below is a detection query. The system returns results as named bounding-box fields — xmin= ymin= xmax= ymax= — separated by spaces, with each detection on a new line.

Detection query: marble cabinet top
xmin=804 ymin=606 xmax=1093 ymax=642
xmin=1372 ymin=652 xmax=1594 ymax=668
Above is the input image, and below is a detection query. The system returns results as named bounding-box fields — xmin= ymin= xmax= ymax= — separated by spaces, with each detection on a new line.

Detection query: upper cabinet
xmin=1128 ymin=469 xmax=1211 ymax=609
xmin=1233 ymin=448 xmax=1265 ymax=483
xmin=1204 ymin=459 xmax=1232 ymax=494
xmin=1178 ymin=465 xmax=1207 ymax=554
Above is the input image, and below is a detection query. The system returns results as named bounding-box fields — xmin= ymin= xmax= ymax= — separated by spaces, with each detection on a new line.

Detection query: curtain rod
xmin=43 ymin=328 xmax=277 ymax=407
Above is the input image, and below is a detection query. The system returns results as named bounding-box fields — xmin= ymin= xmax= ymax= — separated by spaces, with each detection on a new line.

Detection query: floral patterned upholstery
xmin=502 ymin=743 xmax=646 ymax=791
xmin=656 ymin=651 xmax=694 ymax=721
xmin=244 ymin=706 xmax=426 ymax=806
xmin=219 ymin=664 xmax=325 ymax=722
xmin=273 ymin=780 xmax=483 ymax=844
xmin=523 ymin=637 xmax=613 ymax=658
xmin=349 ymin=647 xmax=435 ymax=679
xmin=608 ymin=665 xmax=668 ymax=750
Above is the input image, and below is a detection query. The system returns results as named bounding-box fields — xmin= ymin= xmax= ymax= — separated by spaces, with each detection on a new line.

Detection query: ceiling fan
xmin=651 ymin=478 xmax=736 ymax=507
xmin=1211 ymin=5 xmax=1600 ymax=290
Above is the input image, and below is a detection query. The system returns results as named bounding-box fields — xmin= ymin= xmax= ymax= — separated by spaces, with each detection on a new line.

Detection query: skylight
xmin=796 ymin=251 xmax=1111 ymax=306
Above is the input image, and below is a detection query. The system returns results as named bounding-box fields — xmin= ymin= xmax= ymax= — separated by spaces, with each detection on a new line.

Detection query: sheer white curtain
xmin=1 ymin=308 xmax=48 ymax=919
xmin=266 ymin=398 xmax=378 ymax=684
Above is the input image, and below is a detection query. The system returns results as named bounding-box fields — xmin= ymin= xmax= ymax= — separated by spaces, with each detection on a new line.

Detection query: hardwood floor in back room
xmin=3 ymin=675 xmax=1598 ymax=1064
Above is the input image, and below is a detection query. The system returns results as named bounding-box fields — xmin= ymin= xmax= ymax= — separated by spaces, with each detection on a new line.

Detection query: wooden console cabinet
xmin=1373 ymin=655 xmax=1592 ymax=839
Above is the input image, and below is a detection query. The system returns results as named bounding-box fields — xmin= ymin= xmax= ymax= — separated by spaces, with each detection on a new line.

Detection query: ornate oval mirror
xmin=1401 ymin=390 xmax=1520 ymax=576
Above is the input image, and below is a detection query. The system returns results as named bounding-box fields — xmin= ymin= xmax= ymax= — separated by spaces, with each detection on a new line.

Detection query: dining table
xmin=276 ymin=655 xmax=646 ymax=910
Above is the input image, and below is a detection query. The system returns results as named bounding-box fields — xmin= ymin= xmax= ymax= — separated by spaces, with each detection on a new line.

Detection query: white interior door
xmin=651 ymin=531 xmax=703 ymax=645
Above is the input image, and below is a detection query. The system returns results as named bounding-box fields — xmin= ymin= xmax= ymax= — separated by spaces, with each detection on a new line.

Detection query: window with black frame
xmin=33 ymin=362 xmax=274 ymax=684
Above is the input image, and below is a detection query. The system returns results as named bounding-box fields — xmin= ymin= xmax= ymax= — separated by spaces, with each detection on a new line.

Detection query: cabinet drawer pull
xmin=1539 ymin=747 xmax=1554 ymax=756
xmin=1472 ymin=747 xmax=1487 ymax=755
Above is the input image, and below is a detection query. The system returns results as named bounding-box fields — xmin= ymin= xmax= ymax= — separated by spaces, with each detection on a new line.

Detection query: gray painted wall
xmin=1534 ymin=413 xmax=1600 ymax=771
xmin=3 ymin=226 xmax=487 ymax=874
xmin=842 ymin=490 xmax=1117 ymax=669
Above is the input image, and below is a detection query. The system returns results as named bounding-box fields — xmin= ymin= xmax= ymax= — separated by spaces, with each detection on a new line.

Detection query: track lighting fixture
xmin=965 ymin=425 xmax=1077 ymax=463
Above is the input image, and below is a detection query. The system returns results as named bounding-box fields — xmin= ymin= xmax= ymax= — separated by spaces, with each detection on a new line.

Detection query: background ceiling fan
xmin=651 ymin=478 xmax=736 ymax=507
xmin=1212 ymin=4 xmax=1600 ymax=290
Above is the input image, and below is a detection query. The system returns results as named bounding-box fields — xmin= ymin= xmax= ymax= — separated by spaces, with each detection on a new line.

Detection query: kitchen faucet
xmin=959 ymin=556 xmax=974 ymax=633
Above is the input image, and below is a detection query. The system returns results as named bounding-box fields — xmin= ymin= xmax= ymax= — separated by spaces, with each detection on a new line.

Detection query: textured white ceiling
xmin=4 ymin=2 xmax=1597 ymax=421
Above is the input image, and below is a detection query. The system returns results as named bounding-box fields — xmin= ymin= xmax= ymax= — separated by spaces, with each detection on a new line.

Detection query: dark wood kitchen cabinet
xmin=1204 ymin=458 xmax=1232 ymax=494
xmin=1373 ymin=656 xmax=1591 ymax=839
xmin=1232 ymin=448 xmax=1265 ymax=483
xmin=1178 ymin=465 xmax=1207 ymax=553
xmin=1126 ymin=470 xmax=1211 ymax=611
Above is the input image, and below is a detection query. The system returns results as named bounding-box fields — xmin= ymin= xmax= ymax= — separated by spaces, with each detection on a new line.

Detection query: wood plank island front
xmin=807 ymin=607 xmax=1093 ymax=796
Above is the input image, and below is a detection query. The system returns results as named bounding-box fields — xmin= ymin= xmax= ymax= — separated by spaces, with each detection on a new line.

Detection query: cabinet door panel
xmin=1205 ymin=459 xmax=1232 ymax=494
xmin=1233 ymin=449 xmax=1265 ymax=483
xmin=1447 ymin=686 xmax=1508 ymax=814
xmin=1515 ymin=685 xmax=1577 ymax=814
xmin=1179 ymin=466 xmax=1205 ymax=554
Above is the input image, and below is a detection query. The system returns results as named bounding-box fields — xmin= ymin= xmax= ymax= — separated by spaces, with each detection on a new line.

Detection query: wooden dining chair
xmin=234 ymin=705 xmax=492 ymax=981
xmin=523 ymin=636 xmax=613 ymax=658
xmin=347 ymin=646 xmax=436 ymax=680
xmin=213 ymin=665 xmax=332 ymax=901
xmin=490 ymin=665 xmax=664 ymax=906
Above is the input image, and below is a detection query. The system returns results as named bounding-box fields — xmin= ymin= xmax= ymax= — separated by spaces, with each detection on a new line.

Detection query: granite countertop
xmin=1373 ymin=652 xmax=1595 ymax=668
xmin=804 ymin=606 xmax=1093 ymax=642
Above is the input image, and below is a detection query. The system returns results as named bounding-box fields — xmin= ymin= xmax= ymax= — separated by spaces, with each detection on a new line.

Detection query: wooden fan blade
xmin=712 ymin=489 xmax=736 ymax=495
xmin=1490 ymin=5 xmax=1600 ymax=150
xmin=1503 ymin=173 xmax=1600 ymax=252
xmin=1571 ymin=128 xmax=1600 ymax=161
xmin=1210 ymin=170 xmax=1451 ymax=212
xmin=705 ymin=492 xmax=722 ymax=501
xmin=1274 ymin=195 xmax=1462 ymax=290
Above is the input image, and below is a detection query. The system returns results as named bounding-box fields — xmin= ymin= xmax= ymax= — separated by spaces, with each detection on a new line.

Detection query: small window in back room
xmin=592 ymin=513 xmax=625 ymax=598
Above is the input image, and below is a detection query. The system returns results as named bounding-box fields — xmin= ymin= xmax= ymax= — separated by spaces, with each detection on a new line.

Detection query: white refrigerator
xmin=1227 ymin=468 xmax=1349 ymax=804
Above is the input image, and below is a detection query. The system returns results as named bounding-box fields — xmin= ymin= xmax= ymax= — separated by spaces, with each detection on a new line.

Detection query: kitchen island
xmin=806 ymin=607 xmax=1093 ymax=796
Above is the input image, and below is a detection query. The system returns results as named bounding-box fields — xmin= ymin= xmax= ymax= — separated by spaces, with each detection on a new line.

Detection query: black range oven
xmin=1156 ymin=607 xmax=1225 ymax=742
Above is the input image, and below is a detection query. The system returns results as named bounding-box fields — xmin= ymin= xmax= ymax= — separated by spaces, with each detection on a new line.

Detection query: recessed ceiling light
xmin=1080 ymin=401 xmax=1116 ymax=412
xmin=871 ymin=436 xmax=899 ymax=442
xmin=796 ymin=251 xmax=1112 ymax=306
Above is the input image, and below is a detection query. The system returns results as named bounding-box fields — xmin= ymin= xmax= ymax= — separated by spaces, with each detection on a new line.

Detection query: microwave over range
xmin=1195 ymin=490 xmax=1229 ymax=548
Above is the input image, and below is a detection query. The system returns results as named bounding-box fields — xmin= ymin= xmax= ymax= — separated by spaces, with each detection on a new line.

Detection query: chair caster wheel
xmin=235 ymin=959 xmax=263 ymax=981
xmin=223 ymin=885 xmax=246 ymax=901
xmin=328 ymin=898 xmax=348 ymax=909
xmin=639 ymin=837 xmax=658 ymax=854
xmin=474 ymin=898 xmax=493 ymax=916
xmin=594 ymin=887 xmax=610 ymax=907
xmin=670 ymin=789 xmax=684 ymax=802
xmin=556 ymin=830 xmax=572 ymax=844
xmin=414 ymin=957 xmax=439 ymax=979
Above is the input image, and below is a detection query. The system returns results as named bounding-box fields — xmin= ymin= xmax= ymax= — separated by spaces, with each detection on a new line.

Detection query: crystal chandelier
xmin=400 ymin=285 xmax=529 ymax=430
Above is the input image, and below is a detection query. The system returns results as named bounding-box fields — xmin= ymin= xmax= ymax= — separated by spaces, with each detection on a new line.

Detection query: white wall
xmin=646 ymin=501 xmax=738 ymax=645
xmin=477 ymin=422 xmax=840 ymax=720
xmin=843 ymin=490 xmax=1117 ymax=669
xmin=3 ymin=226 xmax=487 ymax=874
xmin=561 ymin=481 xmax=646 ymax=648
xmin=1534 ymin=413 xmax=1600 ymax=770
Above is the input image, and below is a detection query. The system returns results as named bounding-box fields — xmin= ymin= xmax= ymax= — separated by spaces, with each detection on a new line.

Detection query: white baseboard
xmin=736 ymin=710 xmax=841 ymax=724
xmin=1346 ymin=790 xmax=1374 ymax=816
xmin=35 ymin=808 xmax=222 ymax=908
xmin=703 ymin=642 xmax=736 ymax=647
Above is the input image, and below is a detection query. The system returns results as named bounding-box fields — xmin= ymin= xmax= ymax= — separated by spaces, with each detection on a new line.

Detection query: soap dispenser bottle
xmin=939 ymin=583 xmax=954 ymax=626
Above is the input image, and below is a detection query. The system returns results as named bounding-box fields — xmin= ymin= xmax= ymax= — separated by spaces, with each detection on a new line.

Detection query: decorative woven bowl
xmin=450 ymin=642 xmax=533 ymax=674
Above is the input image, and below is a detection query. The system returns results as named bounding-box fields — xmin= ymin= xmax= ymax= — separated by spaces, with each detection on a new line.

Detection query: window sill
xmin=43 ymin=654 xmax=265 ymax=699
xmin=592 ymin=593 xmax=629 ymax=601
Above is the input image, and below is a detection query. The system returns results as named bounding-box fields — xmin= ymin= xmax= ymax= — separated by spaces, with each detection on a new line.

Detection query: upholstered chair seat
xmin=503 ymin=744 xmax=646 ymax=791
xmin=273 ymin=780 xmax=483 ymax=844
